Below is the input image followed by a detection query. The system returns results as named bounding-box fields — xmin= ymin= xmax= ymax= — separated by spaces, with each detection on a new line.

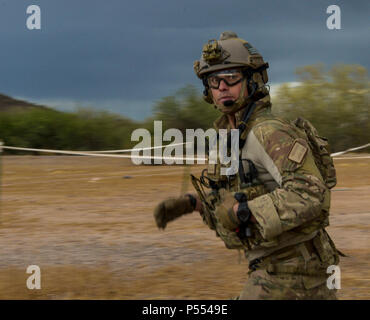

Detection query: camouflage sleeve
xmin=245 ymin=120 xmax=327 ymax=241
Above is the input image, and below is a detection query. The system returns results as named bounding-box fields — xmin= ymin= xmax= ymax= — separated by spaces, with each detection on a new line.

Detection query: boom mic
xmin=223 ymin=100 xmax=234 ymax=107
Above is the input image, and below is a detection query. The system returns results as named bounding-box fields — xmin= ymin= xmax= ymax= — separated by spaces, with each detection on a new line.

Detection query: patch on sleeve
xmin=288 ymin=140 xmax=308 ymax=164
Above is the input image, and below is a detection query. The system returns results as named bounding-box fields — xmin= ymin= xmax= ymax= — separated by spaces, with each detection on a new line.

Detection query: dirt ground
xmin=0 ymin=154 xmax=369 ymax=299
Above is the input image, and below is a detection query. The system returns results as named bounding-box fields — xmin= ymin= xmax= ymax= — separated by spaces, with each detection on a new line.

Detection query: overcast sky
xmin=0 ymin=0 xmax=368 ymax=120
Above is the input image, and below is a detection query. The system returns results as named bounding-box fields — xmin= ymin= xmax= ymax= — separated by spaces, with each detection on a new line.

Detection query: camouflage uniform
xmin=155 ymin=31 xmax=341 ymax=300
xmin=191 ymin=32 xmax=340 ymax=300
xmin=196 ymin=96 xmax=340 ymax=299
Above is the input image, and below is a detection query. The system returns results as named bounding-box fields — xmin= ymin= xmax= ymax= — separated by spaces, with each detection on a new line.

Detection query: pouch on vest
xmin=293 ymin=117 xmax=337 ymax=189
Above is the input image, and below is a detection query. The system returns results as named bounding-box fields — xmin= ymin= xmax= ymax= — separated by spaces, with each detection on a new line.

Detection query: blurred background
xmin=0 ymin=0 xmax=369 ymax=300
xmin=0 ymin=0 xmax=369 ymax=153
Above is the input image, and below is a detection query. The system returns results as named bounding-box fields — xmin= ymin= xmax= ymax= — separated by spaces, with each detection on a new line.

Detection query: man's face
xmin=208 ymin=69 xmax=246 ymax=107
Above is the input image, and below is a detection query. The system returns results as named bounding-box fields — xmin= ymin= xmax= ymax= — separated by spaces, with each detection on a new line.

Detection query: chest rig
xmin=191 ymin=102 xmax=272 ymax=202
xmin=190 ymin=103 xmax=271 ymax=250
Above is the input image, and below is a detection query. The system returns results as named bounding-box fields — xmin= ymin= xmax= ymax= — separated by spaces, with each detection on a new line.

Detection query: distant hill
xmin=0 ymin=93 xmax=53 ymax=112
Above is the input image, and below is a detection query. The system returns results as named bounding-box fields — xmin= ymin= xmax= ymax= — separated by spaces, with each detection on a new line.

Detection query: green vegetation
xmin=272 ymin=64 xmax=369 ymax=152
xmin=152 ymin=85 xmax=219 ymax=131
xmin=0 ymin=108 xmax=138 ymax=153
xmin=0 ymin=64 xmax=368 ymax=154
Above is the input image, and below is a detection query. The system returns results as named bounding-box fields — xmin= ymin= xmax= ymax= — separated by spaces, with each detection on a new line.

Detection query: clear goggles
xmin=207 ymin=69 xmax=244 ymax=89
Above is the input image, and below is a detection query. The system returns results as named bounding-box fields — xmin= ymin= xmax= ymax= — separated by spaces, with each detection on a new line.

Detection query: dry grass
xmin=0 ymin=155 xmax=369 ymax=299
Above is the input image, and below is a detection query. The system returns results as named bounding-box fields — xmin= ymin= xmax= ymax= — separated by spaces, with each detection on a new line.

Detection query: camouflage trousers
xmin=238 ymin=269 xmax=337 ymax=300
xmin=238 ymin=231 xmax=340 ymax=300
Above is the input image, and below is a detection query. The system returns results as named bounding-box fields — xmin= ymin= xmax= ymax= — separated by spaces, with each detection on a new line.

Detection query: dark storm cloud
xmin=0 ymin=0 xmax=368 ymax=119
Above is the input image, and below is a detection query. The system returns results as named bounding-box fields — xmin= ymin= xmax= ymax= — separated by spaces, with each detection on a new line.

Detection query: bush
xmin=272 ymin=64 xmax=370 ymax=152
xmin=0 ymin=108 xmax=138 ymax=154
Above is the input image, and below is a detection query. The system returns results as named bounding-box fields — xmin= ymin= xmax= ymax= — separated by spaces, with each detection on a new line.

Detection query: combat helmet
xmin=194 ymin=31 xmax=269 ymax=112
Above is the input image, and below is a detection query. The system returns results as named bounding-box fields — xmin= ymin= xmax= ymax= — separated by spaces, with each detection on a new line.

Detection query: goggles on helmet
xmin=207 ymin=69 xmax=244 ymax=89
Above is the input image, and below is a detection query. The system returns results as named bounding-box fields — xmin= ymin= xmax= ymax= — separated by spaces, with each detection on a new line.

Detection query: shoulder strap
xmin=239 ymin=113 xmax=276 ymax=149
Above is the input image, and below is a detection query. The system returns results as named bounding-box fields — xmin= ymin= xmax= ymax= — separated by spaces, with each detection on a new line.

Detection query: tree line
xmin=0 ymin=64 xmax=368 ymax=154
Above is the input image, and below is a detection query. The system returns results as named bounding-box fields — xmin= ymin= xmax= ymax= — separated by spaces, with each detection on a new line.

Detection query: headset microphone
xmin=223 ymin=100 xmax=234 ymax=107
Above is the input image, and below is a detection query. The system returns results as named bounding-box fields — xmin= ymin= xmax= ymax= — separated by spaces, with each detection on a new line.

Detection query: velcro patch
xmin=288 ymin=140 xmax=308 ymax=164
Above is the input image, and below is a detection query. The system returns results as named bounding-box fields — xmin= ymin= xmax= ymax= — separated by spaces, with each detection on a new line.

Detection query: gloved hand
xmin=154 ymin=195 xmax=195 ymax=229
xmin=215 ymin=189 xmax=252 ymax=232
xmin=214 ymin=189 xmax=239 ymax=230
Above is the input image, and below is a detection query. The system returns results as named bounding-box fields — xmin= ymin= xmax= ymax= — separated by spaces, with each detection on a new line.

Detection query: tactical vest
xmin=191 ymin=113 xmax=337 ymax=251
